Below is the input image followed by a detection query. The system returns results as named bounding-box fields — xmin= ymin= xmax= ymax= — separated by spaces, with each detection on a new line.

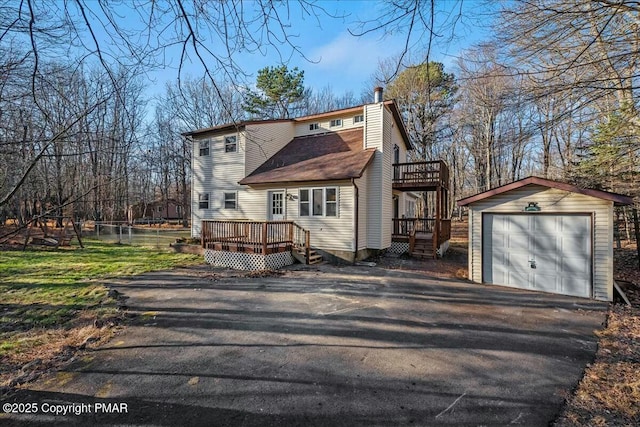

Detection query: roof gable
xmin=239 ymin=128 xmax=374 ymax=185
xmin=457 ymin=176 xmax=634 ymax=206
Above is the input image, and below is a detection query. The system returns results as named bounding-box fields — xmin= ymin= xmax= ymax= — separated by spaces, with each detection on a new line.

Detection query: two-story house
xmin=184 ymin=88 xmax=450 ymax=269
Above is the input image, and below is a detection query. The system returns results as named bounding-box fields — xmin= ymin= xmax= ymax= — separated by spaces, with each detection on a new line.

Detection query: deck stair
xmin=293 ymin=244 xmax=323 ymax=265
xmin=410 ymin=236 xmax=434 ymax=259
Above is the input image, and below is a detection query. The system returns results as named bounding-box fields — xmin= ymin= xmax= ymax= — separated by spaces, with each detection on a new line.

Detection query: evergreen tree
xmin=243 ymin=65 xmax=306 ymax=119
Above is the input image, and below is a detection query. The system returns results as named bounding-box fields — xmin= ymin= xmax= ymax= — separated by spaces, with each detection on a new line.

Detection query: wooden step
xmin=292 ymin=246 xmax=323 ymax=265
xmin=308 ymin=254 xmax=323 ymax=264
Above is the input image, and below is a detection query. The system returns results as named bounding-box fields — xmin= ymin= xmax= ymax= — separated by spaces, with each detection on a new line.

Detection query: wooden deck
xmin=392 ymin=160 xmax=449 ymax=191
xmin=201 ymin=220 xmax=314 ymax=263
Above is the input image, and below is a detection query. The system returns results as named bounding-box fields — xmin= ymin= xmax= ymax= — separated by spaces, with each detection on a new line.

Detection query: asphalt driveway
xmin=3 ymin=264 xmax=607 ymax=426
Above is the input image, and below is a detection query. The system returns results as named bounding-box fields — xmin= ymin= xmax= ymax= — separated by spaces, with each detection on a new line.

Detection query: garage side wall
xmin=468 ymin=185 xmax=614 ymax=301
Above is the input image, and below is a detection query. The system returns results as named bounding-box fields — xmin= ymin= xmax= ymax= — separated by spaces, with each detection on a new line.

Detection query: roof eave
xmin=383 ymin=100 xmax=413 ymax=150
xmin=182 ymin=118 xmax=294 ymax=138
xmin=457 ymin=176 xmax=635 ymax=206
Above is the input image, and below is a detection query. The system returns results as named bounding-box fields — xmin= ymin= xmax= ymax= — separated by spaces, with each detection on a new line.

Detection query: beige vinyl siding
xmin=244 ymin=122 xmax=295 ymax=176
xmin=287 ymin=181 xmax=355 ymax=252
xmin=390 ymin=116 xmax=408 ymax=161
xmin=467 ymin=185 xmax=614 ymax=301
xmin=394 ymin=191 xmax=416 ymax=217
xmin=294 ymin=112 xmax=365 ymax=137
xmin=381 ymin=108 xmax=394 ymax=248
xmin=191 ymin=130 xmax=246 ymax=236
xmin=355 ymin=171 xmax=369 ymax=250
xmin=364 ymin=103 xmax=385 ymax=248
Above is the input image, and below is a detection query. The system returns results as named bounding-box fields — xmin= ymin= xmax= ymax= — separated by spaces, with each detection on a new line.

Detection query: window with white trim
xmin=330 ymin=119 xmax=342 ymax=127
xmin=199 ymin=140 xmax=210 ymax=156
xmin=223 ymin=192 xmax=237 ymax=209
xmin=198 ymin=193 xmax=209 ymax=209
xmin=225 ymin=136 xmax=237 ymax=152
xmin=309 ymin=123 xmax=319 ymax=130
xmin=299 ymin=188 xmax=338 ymax=217
xmin=354 ymin=114 xmax=364 ymax=123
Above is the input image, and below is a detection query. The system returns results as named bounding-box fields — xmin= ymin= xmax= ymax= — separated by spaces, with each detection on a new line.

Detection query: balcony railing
xmin=392 ymin=217 xmax=435 ymax=237
xmin=392 ymin=160 xmax=449 ymax=190
xmin=392 ymin=217 xmax=451 ymax=247
xmin=201 ymin=220 xmax=310 ymax=260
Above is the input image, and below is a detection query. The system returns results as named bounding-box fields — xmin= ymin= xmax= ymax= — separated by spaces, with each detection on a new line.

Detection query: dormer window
xmin=354 ymin=115 xmax=364 ymax=123
xmin=330 ymin=119 xmax=342 ymax=128
xmin=225 ymin=136 xmax=237 ymax=153
xmin=309 ymin=123 xmax=319 ymax=130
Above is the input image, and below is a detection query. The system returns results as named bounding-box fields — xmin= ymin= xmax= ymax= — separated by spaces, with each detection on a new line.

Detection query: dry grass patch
xmin=0 ymin=241 xmax=201 ymax=390
xmin=555 ymin=245 xmax=640 ymax=426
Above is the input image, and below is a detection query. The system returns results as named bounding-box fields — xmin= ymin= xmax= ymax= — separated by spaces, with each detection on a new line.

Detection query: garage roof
xmin=457 ymin=176 xmax=634 ymax=206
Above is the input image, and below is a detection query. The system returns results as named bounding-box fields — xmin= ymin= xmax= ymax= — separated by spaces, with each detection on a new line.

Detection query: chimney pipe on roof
xmin=374 ymin=86 xmax=383 ymax=103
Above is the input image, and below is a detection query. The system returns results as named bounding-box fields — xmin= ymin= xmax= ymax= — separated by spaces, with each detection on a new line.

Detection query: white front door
xmin=482 ymin=214 xmax=592 ymax=298
xmin=269 ymin=191 xmax=285 ymax=221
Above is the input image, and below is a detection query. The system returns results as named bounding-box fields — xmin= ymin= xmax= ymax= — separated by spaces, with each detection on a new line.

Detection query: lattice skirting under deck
xmin=204 ymin=249 xmax=294 ymax=271
xmin=389 ymin=241 xmax=410 ymax=254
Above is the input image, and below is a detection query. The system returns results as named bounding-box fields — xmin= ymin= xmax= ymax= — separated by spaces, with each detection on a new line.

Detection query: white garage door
xmin=482 ymin=214 xmax=592 ymax=298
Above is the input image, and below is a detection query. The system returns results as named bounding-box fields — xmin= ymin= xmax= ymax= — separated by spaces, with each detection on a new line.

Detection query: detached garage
xmin=458 ymin=177 xmax=633 ymax=301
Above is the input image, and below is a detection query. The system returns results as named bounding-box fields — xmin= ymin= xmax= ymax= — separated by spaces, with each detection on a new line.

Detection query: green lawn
xmin=0 ymin=241 xmax=201 ymax=359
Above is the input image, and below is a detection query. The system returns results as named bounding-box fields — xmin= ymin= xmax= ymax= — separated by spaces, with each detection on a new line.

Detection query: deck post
xmin=288 ymin=222 xmax=293 ymax=243
xmin=305 ymin=230 xmax=310 ymax=264
xmin=434 ymin=186 xmax=441 ymax=258
xmin=262 ymin=222 xmax=268 ymax=255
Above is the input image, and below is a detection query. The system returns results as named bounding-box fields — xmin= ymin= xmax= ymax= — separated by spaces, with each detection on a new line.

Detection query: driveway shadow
xmin=2 ymin=265 xmax=607 ymax=426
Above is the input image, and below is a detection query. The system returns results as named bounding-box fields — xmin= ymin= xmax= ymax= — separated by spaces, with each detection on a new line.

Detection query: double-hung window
xmin=224 ymin=192 xmax=237 ymax=209
xmin=299 ymin=188 xmax=338 ymax=217
xmin=198 ymin=193 xmax=210 ymax=209
xmin=199 ymin=140 xmax=210 ymax=156
xmin=225 ymin=136 xmax=237 ymax=153
xmin=330 ymin=119 xmax=342 ymax=128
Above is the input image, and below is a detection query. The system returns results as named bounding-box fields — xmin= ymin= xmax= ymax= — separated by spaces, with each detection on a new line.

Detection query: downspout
xmin=352 ymin=177 xmax=359 ymax=263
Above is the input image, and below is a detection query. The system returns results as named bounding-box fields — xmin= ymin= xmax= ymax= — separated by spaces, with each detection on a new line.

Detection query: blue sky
xmin=142 ymin=0 xmax=496 ymax=100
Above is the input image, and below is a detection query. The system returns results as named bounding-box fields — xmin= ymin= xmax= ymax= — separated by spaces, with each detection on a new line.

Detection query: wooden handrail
xmin=392 ymin=161 xmax=449 ymax=189
xmin=392 ymin=218 xmax=436 ymax=237
xmin=202 ymin=220 xmax=311 ymax=258
xmin=409 ymin=228 xmax=416 ymax=254
xmin=291 ymin=222 xmax=311 ymax=264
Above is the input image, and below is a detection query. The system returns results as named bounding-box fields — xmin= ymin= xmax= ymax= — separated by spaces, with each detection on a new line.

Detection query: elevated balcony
xmin=392 ymin=160 xmax=449 ymax=191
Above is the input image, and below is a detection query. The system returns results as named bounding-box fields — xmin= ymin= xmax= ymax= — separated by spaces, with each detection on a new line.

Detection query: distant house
xmin=184 ymin=88 xmax=451 ymax=268
xmin=132 ymin=199 xmax=185 ymax=222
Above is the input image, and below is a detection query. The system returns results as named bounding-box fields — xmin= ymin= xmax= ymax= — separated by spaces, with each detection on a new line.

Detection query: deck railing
xmin=292 ymin=222 xmax=311 ymax=264
xmin=202 ymin=220 xmax=305 ymax=255
xmin=392 ymin=160 xmax=449 ymax=189
xmin=392 ymin=218 xmax=436 ymax=237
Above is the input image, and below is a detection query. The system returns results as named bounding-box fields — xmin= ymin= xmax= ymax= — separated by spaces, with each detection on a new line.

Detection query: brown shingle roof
xmin=239 ymin=128 xmax=375 ymax=185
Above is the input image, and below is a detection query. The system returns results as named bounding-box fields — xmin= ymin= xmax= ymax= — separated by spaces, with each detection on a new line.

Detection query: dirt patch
xmin=0 ymin=312 xmax=128 ymax=394
xmin=374 ymin=244 xmax=468 ymax=280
